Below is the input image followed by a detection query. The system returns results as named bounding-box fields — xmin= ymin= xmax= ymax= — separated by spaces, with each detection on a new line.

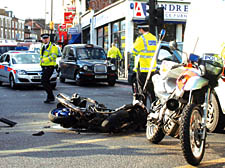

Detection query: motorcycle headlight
xmin=83 ymin=65 xmax=88 ymax=71
xmin=111 ymin=65 xmax=116 ymax=71
xmin=17 ymin=70 xmax=27 ymax=75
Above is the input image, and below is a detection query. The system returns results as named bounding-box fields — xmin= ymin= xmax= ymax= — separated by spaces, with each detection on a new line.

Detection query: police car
xmin=0 ymin=51 xmax=57 ymax=89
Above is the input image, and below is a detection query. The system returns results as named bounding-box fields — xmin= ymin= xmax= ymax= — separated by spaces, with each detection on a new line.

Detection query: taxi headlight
xmin=83 ymin=65 xmax=88 ymax=71
xmin=17 ymin=70 xmax=27 ymax=75
xmin=111 ymin=65 xmax=116 ymax=71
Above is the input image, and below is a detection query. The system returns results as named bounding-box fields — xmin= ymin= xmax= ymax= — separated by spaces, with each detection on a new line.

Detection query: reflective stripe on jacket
xmin=132 ymin=33 xmax=157 ymax=72
xmin=40 ymin=42 xmax=58 ymax=66
xmin=107 ymin=46 xmax=122 ymax=59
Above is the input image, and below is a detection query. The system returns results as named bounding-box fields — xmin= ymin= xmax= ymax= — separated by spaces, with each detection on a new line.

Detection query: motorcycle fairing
xmin=176 ymin=68 xmax=208 ymax=97
xmin=183 ymin=76 xmax=209 ymax=91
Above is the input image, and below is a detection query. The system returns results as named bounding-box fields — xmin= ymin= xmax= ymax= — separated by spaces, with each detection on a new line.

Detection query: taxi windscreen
xmin=76 ymin=48 xmax=106 ymax=60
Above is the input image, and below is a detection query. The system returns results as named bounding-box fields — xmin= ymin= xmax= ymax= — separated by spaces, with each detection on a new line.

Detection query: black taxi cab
xmin=59 ymin=44 xmax=117 ymax=86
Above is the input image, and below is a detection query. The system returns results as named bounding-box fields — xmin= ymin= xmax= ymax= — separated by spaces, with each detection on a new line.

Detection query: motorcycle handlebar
xmin=171 ymin=63 xmax=184 ymax=70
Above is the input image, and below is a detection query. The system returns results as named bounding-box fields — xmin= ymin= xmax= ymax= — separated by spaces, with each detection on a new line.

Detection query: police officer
xmin=107 ymin=43 xmax=123 ymax=69
xmin=132 ymin=23 xmax=157 ymax=104
xmin=40 ymin=33 xmax=58 ymax=103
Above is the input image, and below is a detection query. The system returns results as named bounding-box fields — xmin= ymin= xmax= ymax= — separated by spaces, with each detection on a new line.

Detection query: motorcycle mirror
xmin=159 ymin=29 xmax=166 ymax=41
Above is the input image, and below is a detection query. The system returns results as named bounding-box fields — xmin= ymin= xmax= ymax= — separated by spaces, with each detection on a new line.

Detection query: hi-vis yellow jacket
xmin=107 ymin=46 xmax=122 ymax=59
xmin=40 ymin=42 xmax=58 ymax=66
xmin=132 ymin=33 xmax=157 ymax=72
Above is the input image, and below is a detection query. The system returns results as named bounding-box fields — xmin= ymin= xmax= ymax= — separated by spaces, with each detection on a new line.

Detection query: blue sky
xmin=1 ymin=0 xmax=63 ymax=22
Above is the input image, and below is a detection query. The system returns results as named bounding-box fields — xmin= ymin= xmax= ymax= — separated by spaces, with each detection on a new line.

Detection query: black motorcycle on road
xmin=48 ymin=92 xmax=147 ymax=133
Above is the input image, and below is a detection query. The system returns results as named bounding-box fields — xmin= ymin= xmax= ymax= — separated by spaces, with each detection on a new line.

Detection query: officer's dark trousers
xmin=110 ymin=58 xmax=118 ymax=71
xmin=137 ymin=72 xmax=156 ymax=105
xmin=41 ymin=66 xmax=54 ymax=100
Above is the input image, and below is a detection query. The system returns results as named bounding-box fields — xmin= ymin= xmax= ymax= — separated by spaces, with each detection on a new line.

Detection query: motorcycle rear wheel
xmin=180 ymin=104 xmax=206 ymax=166
xmin=101 ymin=110 xmax=130 ymax=133
xmin=146 ymin=120 xmax=165 ymax=144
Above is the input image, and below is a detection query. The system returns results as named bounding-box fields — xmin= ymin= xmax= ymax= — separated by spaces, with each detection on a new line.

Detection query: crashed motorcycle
xmin=146 ymin=44 xmax=224 ymax=166
xmin=48 ymin=92 xmax=147 ymax=133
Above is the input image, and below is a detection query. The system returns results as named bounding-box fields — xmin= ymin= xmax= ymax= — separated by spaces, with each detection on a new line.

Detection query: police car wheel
xmin=9 ymin=75 xmax=17 ymax=89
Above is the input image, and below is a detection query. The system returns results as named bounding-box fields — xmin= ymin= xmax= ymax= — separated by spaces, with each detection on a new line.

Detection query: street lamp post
xmin=51 ymin=0 xmax=53 ymax=35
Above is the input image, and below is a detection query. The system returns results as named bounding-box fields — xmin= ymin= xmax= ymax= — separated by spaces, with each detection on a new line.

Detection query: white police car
xmin=0 ymin=51 xmax=57 ymax=89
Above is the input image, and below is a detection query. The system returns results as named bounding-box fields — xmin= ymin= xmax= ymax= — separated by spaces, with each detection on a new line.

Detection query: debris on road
xmin=32 ymin=131 xmax=45 ymax=136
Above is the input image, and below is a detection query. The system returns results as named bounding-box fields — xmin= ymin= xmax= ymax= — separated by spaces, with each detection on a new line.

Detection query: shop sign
xmin=94 ymin=2 xmax=126 ymax=28
xmin=64 ymin=12 xmax=75 ymax=24
xmin=130 ymin=2 xmax=145 ymax=18
xmin=68 ymin=26 xmax=81 ymax=35
xmin=158 ymin=3 xmax=189 ymax=20
xmin=67 ymin=6 xmax=76 ymax=12
xmin=130 ymin=1 xmax=189 ymax=21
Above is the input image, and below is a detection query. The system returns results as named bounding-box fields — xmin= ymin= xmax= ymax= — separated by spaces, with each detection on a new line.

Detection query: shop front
xmin=80 ymin=0 xmax=190 ymax=79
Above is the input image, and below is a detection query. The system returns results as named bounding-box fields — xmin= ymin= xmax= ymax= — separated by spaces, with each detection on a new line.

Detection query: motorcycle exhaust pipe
xmin=166 ymin=98 xmax=179 ymax=111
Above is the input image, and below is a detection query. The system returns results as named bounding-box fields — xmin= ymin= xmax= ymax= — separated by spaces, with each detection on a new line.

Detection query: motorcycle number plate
xmin=95 ymin=75 xmax=107 ymax=79
xmin=32 ymin=75 xmax=41 ymax=79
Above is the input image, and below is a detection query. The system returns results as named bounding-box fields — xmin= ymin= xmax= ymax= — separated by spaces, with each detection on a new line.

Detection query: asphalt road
xmin=0 ymin=80 xmax=225 ymax=168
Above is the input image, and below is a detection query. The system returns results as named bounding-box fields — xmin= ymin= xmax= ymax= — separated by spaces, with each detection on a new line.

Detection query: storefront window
xmin=112 ymin=22 xmax=119 ymax=47
xmin=103 ymin=25 xmax=108 ymax=52
xmin=97 ymin=25 xmax=109 ymax=53
xmin=97 ymin=27 xmax=103 ymax=47
xmin=120 ymin=20 xmax=126 ymax=56
xmin=111 ymin=19 xmax=126 ymax=78
xmin=111 ymin=19 xmax=125 ymax=56
xmin=83 ymin=27 xmax=90 ymax=44
xmin=163 ymin=23 xmax=176 ymax=42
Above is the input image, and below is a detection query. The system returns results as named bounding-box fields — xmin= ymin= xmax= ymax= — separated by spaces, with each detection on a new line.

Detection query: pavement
xmin=116 ymin=78 xmax=130 ymax=85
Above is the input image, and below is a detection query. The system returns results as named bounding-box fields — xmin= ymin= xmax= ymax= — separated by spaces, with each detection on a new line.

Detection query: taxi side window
xmin=62 ymin=46 xmax=67 ymax=58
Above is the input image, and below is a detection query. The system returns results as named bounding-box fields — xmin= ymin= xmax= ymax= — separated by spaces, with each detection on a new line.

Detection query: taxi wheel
xmin=9 ymin=75 xmax=17 ymax=89
xmin=75 ymin=73 xmax=82 ymax=86
xmin=108 ymin=80 xmax=116 ymax=86
xmin=0 ymin=81 xmax=2 ymax=85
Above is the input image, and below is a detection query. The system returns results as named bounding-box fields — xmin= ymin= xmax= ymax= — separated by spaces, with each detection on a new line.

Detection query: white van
xmin=183 ymin=0 xmax=225 ymax=132
xmin=29 ymin=42 xmax=62 ymax=73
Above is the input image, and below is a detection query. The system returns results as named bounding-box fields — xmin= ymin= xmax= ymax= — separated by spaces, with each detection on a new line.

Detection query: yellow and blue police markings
xmin=0 ymin=65 xmax=16 ymax=74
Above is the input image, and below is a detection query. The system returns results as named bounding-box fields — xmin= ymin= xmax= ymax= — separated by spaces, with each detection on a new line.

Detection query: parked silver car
xmin=0 ymin=51 xmax=57 ymax=89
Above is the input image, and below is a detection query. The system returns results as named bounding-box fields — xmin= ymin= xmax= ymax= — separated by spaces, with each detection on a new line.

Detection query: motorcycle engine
xmin=163 ymin=109 xmax=179 ymax=138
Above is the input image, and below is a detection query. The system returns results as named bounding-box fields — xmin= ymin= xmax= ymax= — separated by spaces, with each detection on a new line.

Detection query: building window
xmin=97 ymin=27 xmax=103 ymax=47
xmin=162 ymin=23 xmax=176 ymax=42
xmin=97 ymin=25 xmax=109 ymax=53
xmin=111 ymin=19 xmax=125 ymax=56
xmin=103 ymin=25 xmax=108 ymax=52
xmin=82 ymin=27 xmax=90 ymax=44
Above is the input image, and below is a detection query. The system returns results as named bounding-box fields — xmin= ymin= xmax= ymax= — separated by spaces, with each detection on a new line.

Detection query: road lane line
xmin=175 ymin=158 xmax=225 ymax=168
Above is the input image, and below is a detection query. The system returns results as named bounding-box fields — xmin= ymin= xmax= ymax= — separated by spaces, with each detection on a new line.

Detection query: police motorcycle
xmin=48 ymin=92 xmax=148 ymax=133
xmin=145 ymin=40 xmax=224 ymax=165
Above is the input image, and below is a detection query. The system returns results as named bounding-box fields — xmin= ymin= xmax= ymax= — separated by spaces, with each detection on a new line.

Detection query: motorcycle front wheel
xmin=48 ymin=107 xmax=76 ymax=128
xmin=146 ymin=120 xmax=165 ymax=144
xmin=180 ymin=104 xmax=206 ymax=166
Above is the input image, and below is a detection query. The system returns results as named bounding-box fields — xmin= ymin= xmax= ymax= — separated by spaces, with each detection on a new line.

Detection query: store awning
xmin=68 ymin=34 xmax=81 ymax=44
